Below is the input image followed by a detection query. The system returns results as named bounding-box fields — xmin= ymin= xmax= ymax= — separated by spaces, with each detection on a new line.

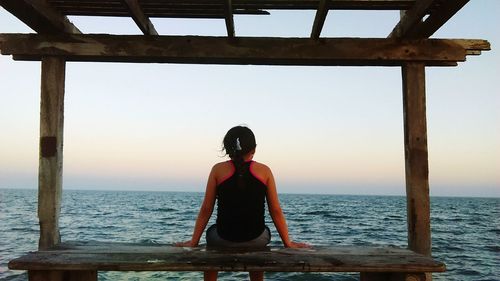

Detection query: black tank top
xmin=216 ymin=161 xmax=267 ymax=242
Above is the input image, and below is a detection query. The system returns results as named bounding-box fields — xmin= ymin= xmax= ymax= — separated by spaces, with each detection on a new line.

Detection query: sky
xmin=0 ymin=2 xmax=498 ymax=197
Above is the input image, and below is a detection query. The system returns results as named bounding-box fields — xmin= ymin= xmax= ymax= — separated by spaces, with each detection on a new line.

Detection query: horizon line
xmin=2 ymin=186 xmax=498 ymax=199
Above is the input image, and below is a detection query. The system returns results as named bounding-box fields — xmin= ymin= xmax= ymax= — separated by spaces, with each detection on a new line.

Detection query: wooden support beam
xmin=401 ymin=62 xmax=431 ymax=257
xmin=388 ymin=0 xmax=434 ymax=38
xmin=122 ymin=0 xmax=158 ymax=35
xmin=0 ymin=34 xmax=489 ymax=66
xmin=410 ymin=0 xmax=469 ymax=38
xmin=311 ymin=0 xmax=329 ymax=39
xmin=38 ymin=57 xmax=65 ymax=250
xmin=223 ymin=0 xmax=235 ymax=37
xmin=0 ymin=0 xmax=81 ymax=34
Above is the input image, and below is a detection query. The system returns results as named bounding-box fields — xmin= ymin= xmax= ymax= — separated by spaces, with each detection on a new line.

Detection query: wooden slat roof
xmin=0 ymin=0 xmax=469 ymax=38
xmin=0 ymin=0 xmax=490 ymax=66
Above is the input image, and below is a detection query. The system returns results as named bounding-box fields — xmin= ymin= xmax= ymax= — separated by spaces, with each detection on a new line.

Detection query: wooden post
xmin=402 ymin=62 xmax=431 ymax=257
xmin=362 ymin=62 xmax=431 ymax=281
xmin=38 ymin=57 xmax=65 ymax=250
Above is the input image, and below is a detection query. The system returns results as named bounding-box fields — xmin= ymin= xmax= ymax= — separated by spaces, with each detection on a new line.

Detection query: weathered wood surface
xmin=401 ymin=63 xmax=431 ymax=257
xmin=360 ymin=272 xmax=429 ymax=281
xmin=0 ymin=0 xmax=434 ymax=21
xmin=223 ymin=0 xmax=235 ymax=37
xmin=311 ymin=0 xmax=329 ymax=39
xmin=44 ymin=0 xmax=442 ymax=17
xmin=28 ymin=270 xmax=97 ymax=281
xmin=38 ymin=57 xmax=66 ymax=250
xmin=122 ymin=0 xmax=158 ymax=36
xmin=389 ymin=0 xmax=469 ymax=39
xmin=0 ymin=34 xmax=490 ymax=66
xmin=9 ymin=241 xmax=445 ymax=273
xmin=407 ymin=0 xmax=469 ymax=39
xmin=388 ymin=0 xmax=434 ymax=38
xmin=0 ymin=0 xmax=80 ymax=34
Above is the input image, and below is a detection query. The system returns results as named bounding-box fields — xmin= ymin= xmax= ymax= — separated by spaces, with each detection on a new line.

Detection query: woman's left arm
xmin=265 ymin=166 xmax=310 ymax=248
xmin=175 ymin=166 xmax=218 ymax=247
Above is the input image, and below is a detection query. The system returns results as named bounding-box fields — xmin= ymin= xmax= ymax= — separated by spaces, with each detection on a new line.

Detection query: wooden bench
xmin=9 ymin=241 xmax=445 ymax=281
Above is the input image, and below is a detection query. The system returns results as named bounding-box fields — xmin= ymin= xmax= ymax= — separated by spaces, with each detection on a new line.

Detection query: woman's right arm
xmin=265 ymin=167 xmax=310 ymax=248
xmin=175 ymin=165 xmax=218 ymax=247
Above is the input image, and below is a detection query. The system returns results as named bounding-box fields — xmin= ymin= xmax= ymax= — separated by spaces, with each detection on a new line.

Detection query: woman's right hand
xmin=285 ymin=241 xmax=312 ymax=248
xmin=174 ymin=240 xmax=198 ymax=247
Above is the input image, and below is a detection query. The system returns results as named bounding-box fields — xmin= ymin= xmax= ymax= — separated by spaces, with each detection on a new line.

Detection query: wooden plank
xmin=28 ymin=270 xmax=97 ymax=281
xmin=409 ymin=0 xmax=469 ymax=38
xmin=122 ymin=0 xmax=158 ymax=35
xmin=401 ymin=62 xmax=431 ymax=257
xmin=9 ymin=242 xmax=446 ymax=273
xmin=388 ymin=0 xmax=434 ymax=38
xmin=0 ymin=34 xmax=489 ymax=66
xmin=38 ymin=57 xmax=66 ymax=250
xmin=360 ymin=272 xmax=428 ymax=281
xmin=48 ymin=0 xmax=433 ymax=12
xmin=223 ymin=0 xmax=235 ymax=37
xmin=311 ymin=0 xmax=329 ymax=39
xmin=0 ymin=0 xmax=81 ymax=34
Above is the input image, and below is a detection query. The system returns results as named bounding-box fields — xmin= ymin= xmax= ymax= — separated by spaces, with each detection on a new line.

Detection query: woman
xmin=175 ymin=126 xmax=309 ymax=281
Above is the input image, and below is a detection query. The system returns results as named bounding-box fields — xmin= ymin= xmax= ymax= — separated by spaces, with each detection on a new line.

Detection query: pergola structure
xmin=1 ymin=1 xmax=490 ymax=281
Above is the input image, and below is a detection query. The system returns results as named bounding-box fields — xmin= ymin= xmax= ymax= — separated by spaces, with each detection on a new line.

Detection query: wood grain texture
xmin=0 ymin=34 xmax=490 ymax=66
xmin=311 ymin=0 xmax=329 ymax=39
xmin=122 ymin=0 xmax=158 ymax=35
xmin=0 ymin=0 xmax=80 ymax=34
xmin=409 ymin=0 xmax=469 ymax=38
xmin=401 ymin=63 xmax=431 ymax=256
xmin=28 ymin=270 xmax=97 ymax=281
xmin=45 ymin=0 xmax=441 ymax=15
xmin=223 ymin=0 xmax=235 ymax=37
xmin=9 ymin=241 xmax=445 ymax=273
xmin=388 ymin=0 xmax=434 ymax=38
xmin=361 ymin=272 xmax=429 ymax=281
xmin=38 ymin=57 xmax=65 ymax=250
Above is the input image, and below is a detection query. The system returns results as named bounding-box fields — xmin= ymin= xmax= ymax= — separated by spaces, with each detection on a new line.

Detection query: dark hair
xmin=222 ymin=126 xmax=257 ymax=189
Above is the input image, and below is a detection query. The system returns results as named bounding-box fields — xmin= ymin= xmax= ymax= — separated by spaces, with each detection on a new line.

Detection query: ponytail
xmin=222 ymin=126 xmax=257 ymax=189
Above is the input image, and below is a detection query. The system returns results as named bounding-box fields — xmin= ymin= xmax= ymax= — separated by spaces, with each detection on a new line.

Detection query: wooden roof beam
xmin=122 ymin=0 xmax=158 ymax=36
xmin=0 ymin=0 xmax=80 ymax=34
xmin=409 ymin=0 xmax=469 ymax=38
xmin=311 ymin=0 xmax=329 ymax=40
xmin=223 ymin=0 xmax=235 ymax=37
xmin=388 ymin=0 xmax=434 ymax=38
xmin=389 ymin=0 xmax=470 ymax=39
xmin=0 ymin=34 xmax=490 ymax=66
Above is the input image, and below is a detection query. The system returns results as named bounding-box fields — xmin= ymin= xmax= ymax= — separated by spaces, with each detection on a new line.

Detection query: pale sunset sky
xmin=0 ymin=2 xmax=498 ymax=197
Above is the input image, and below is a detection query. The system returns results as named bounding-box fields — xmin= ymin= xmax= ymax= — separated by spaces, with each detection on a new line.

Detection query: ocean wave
xmin=1 ymin=190 xmax=498 ymax=281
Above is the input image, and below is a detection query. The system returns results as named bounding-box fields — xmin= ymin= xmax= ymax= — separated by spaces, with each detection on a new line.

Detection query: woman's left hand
xmin=174 ymin=240 xmax=198 ymax=247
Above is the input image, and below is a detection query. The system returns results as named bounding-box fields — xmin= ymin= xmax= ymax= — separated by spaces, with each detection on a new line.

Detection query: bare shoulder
xmin=251 ymin=161 xmax=273 ymax=185
xmin=251 ymin=161 xmax=272 ymax=173
xmin=212 ymin=161 xmax=232 ymax=170
xmin=212 ymin=161 xmax=234 ymax=184
xmin=212 ymin=161 xmax=234 ymax=174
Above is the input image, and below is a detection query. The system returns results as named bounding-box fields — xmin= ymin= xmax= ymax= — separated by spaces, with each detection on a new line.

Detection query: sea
xmin=0 ymin=189 xmax=498 ymax=281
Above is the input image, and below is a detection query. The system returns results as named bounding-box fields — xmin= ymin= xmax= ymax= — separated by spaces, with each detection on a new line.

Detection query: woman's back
xmin=214 ymin=160 xmax=268 ymax=242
